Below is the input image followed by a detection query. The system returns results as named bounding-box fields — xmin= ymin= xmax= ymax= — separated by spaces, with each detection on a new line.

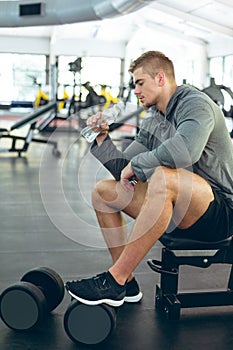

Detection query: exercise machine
xmin=0 ymin=101 xmax=61 ymax=157
xmin=202 ymin=77 xmax=233 ymax=136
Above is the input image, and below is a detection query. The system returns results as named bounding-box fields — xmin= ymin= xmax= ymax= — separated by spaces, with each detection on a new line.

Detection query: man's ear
xmin=157 ymin=71 xmax=165 ymax=86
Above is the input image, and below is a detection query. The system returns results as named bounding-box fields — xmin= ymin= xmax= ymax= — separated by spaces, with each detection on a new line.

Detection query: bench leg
xmin=155 ymin=285 xmax=181 ymax=320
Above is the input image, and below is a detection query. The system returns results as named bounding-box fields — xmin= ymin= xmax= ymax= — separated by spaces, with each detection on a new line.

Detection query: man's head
xmin=129 ymin=51 xmax=177 ymax=111
xmin=129 ymin=51 xmax=175 ymax=81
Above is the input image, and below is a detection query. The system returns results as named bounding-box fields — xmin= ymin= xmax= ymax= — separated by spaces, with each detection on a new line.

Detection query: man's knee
xmin=92 ymin=178 xmax=138 ymax=213
xmin=92 ymin=180 xmax=115 ymax=204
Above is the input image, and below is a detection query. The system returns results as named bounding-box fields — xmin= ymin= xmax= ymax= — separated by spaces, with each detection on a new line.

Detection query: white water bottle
xmin=81 ymin=101 xmax=125 ymax=143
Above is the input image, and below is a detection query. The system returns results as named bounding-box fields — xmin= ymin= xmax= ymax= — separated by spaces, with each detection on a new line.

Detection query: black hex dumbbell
xmin=64 ymin=300 xmax=117 ymax=345
xmin=0 ymin=267 xmax=64 ymax=331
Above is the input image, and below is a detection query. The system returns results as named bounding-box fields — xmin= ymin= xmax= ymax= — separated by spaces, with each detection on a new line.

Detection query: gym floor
xmin=0 ymin=128 xmax=233 ymax=350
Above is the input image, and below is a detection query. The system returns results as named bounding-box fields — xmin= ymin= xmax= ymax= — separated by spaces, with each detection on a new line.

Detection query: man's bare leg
xmin=92 ymin=180 xmax=147 ymax=281
xmin=108 ymin=166 xmax=214 ymax=285
xmin=65 ymin=166 xmax=215 ymax=306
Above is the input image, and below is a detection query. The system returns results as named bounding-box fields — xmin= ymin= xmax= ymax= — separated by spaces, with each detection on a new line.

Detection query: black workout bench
xmin=148 ymin=234 xmax=233 ymax=320
xmin=0 ymin=101 xmax=61 ymax=157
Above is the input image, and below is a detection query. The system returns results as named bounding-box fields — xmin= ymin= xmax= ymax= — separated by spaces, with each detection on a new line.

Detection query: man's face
xmin=133 ymin=67 xmax=160 ymax=107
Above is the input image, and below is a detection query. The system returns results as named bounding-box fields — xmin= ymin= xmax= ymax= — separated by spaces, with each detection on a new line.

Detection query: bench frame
xmin=148 ymin=238 xmax=233 ymax=319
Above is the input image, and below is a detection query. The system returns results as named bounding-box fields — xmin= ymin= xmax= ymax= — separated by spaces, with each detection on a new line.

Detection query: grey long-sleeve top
xmin=91 ymin=85 xmax=233 ymax=208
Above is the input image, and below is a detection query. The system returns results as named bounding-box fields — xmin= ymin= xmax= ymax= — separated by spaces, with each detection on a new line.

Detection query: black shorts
xmin=163 ymin=190 xmax=233 ymax=243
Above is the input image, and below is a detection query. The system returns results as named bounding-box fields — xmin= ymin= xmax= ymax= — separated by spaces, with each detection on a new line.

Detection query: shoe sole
xmin=125 ymin=292 xmax=143 ymax=303
xmin=67 ymin=290 xmax=125 ymax=307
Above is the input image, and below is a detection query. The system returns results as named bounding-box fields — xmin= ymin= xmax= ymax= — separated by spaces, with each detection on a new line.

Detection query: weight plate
xmin=64 ymin=300 xmax=116 ymax=345
xmin=0 ymin=281 xmax=46 ymax=330
xmin=21 ymin=267 xmax=64 ymax=312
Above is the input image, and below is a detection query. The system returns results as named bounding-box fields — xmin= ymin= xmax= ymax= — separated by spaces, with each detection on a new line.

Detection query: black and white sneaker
xmin=125 ymin=278 xmax=143 ymax=303
xmin=65 ymin=271 xmax=126 ymax=307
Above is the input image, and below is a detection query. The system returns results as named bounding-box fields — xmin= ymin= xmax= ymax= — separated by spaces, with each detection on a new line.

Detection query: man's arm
xmin=91 ymin=135 xmax=130 ymax=181
xmin=131 ymin=99 xmax=215 ymax=181
xmin=91 ymin=132 xmax=148 ymax=181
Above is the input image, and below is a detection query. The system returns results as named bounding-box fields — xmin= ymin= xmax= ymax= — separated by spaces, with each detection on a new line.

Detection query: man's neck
xmin=157 ymin=83 xmax=178 ymax=115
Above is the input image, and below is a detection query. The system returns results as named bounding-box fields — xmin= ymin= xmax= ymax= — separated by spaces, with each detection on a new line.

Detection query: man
xmin=66 ymin=51 xmax=233 ymax=307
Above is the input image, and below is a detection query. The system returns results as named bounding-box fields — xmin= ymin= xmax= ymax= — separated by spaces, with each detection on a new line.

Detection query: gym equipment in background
xmin=0 ymin=267 xmax=64 ymax=331
xmin=0 ymin=101 xmax=61 ymax=157
xmin=202 ymin=77 xmax=233 ymax=136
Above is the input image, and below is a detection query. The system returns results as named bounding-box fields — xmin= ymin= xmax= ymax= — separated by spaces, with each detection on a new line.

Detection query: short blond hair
xmin=129 ymin=51 xmax=175 ymax=80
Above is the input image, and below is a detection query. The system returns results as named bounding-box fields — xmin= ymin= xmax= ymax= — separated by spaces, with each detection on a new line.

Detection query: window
xmin=208 ymin=55 xmax=233 ymax=111
xmin=209 ymin=56 xmax=224 ymax=84
xmin=0 ymin=53 xmax=47 ymax=102
xmin=223 ymin=55 xmax=233 ymax=90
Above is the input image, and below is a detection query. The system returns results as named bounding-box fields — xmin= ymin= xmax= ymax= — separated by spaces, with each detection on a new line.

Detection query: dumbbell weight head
xmin=64 ymin=300 xmax=117 ymax=345
xmin=21 ymin=267 xmax=65 ymax=312
xmin=0 ymin=281 xmax=47 ymax=330
xmin=0 ymin=267 xmax=64 ymax=331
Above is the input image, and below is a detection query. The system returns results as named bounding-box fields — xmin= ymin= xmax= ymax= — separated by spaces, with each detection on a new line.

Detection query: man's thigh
xmin=153 ymin=167 xmax=215 ymax=229
xmin=167 ymin=190 xmax=233 ymax=242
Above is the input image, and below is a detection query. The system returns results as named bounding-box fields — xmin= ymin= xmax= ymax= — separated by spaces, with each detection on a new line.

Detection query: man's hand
xmin=120 ymin=162 xmax=138 ymax=192
xmin=86 ymin=112 xmax=109 ymax=145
